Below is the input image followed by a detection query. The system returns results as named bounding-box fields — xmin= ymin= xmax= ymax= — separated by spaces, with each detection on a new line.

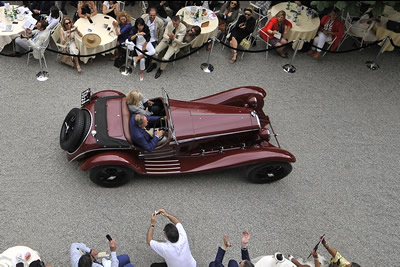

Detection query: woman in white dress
xmin=60 ymin=17 xmax=83 ymax=72
xmin=129 ymin=18 xmax=156 ymax=81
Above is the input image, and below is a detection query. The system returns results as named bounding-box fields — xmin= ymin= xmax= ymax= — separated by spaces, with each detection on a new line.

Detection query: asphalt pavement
xmin=1 ymin=3 xmax=400 ymax=267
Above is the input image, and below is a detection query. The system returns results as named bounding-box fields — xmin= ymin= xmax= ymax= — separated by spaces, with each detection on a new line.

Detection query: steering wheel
xmin=157 ymin=118 xmax=169 ymax=141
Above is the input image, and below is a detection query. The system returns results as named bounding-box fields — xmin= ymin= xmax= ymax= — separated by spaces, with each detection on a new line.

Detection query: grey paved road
xmin=1 ymin=4 xmax=400 ymax=267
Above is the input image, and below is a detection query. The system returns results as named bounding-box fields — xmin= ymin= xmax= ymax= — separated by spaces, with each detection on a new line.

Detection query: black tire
xmin=60 ymin=108 xmax=85 ymax=152
xmin=246 ymin=162 xmax=292 ymax=183
xmin=89 ymin=165 xmax=134 ymax=187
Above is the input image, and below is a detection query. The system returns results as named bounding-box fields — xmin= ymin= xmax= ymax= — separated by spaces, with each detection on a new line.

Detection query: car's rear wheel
xmin=60 ymin=108 xmax=86 ymax=152
xmin=90 ymin=165 xmax=134 ymax=187
xmin=245 ymin=162 xmax=292 ymax=183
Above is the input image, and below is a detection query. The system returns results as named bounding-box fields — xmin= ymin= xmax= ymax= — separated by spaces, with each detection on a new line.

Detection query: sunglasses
xmin=231 ymin=2 xmax=237 ymax=5
xmin=65 ymin=22 xmax=71 ymax=25
xmin=245 ymin=13 xmax=252 ymax=16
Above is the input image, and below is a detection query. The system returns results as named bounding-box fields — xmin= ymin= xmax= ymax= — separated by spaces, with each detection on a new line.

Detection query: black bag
xmin=387 ymin=20 xmax=400 ymax=33
xmin=114 ymin=54 xmax=126 ymax=68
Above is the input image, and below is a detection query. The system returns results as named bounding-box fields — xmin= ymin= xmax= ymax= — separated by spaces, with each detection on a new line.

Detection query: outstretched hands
xmin=241 ymin=231 xmax=250 ymax=248
xmin=221 ymin=231 xmax=250 ymax=250
xmin=222 ymin=235 xmax=232 ymax=250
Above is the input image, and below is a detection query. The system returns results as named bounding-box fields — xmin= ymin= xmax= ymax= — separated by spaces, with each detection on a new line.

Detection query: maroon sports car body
xmin=60 ymin=87 xmax=296 ymax=187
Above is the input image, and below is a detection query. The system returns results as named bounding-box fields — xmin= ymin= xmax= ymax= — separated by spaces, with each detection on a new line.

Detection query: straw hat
xmin=82 ymin=33 xmax=101 ymax=48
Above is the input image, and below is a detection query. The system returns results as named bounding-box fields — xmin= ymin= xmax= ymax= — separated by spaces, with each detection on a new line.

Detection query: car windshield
xmin=162 ymin=88 xmax=179 ymax=145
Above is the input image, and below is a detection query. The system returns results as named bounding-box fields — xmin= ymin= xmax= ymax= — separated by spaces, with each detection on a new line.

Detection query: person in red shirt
xmin=306 ymin=8 xmax=344 ymax=59
xmin=260 ymin=10 xmax=292 ymax=58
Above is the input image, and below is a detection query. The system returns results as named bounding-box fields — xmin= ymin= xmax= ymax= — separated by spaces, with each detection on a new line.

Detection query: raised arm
xmin=158 ymin=209 xmax=180 ymax=224
xmin=322 ymin=236 xmax=338 ymax=257
xmin=147 ymin=212 xmax=157 ymax=245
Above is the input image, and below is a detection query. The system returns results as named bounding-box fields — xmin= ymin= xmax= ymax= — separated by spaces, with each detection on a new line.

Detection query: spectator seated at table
xmin=228 ymin=7 xmax=256 ymax=64
xmin=60 ymin=17 xmax=83 ymax=73
xmin=111 ymin=10 xmax=132 ymax=60
xmin=148 ymin=1 xmax=171 ymax=25
xmin=179 ymin=21 xmax=202 ymax=46
xmin=349 ymin=8 xmax=378 ymax=43
xmin=46 ymin=6 xmax=61 ymax=30
xmin=142 ymin=7 xmax=165 ymax=73
xmin=30 ymin=1 xmax=55 ymax=21
xmin=129 ymin=18 xmax=156 ymax=81
xmin=216 ymin=1 xmax=240 ymax=43
xmin=306 ymin=8 xmax=344 ymax=59
xmin=260 ymin=10 xmax=292 ymax=58
xmin=14 ymin=20 xmax=50 ymax=58
xmin=154 ymin=16 xmax=187 ymax=79
xmin=102 ymin=1 xmax=120 ymax=20
xmin=78 ymin=1 xmax=98 ymax=20
xmin=253 ymin=1 xmax=272 ymax=16
xmin=126 ymin=90 xmax=161 ymax=116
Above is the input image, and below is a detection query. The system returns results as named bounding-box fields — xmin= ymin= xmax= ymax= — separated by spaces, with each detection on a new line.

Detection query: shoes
xmin=140 ymin=72 xmax=144 ymax=81
xmin=278 ymin=53 xmax=288 ymax=58
xmin=147 ymin=63 xmax=157 ymax=73
xmin=306 ymin=49 xmax=314 ymax=55
xmin=77 ymin=66 xmax=82 ymax=73
xmin=313 ymin=52 xmax=321 ymax=59
xmin=140 ymin=77 xmax=144 ymax=81
xmin=10 ymin=52 xmax=22 ymax=57
xmin=155 ymin=68 xmax=162 ymax=79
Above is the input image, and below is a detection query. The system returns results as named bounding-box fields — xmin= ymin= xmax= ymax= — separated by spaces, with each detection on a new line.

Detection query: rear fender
xmin=192 ymin=86 xmax=267 ymax=116
xmin=80 ymin=152 xmax=145 ymax=174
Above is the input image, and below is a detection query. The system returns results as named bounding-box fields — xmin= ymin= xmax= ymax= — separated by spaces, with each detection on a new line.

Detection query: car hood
xmin=169 ymin=99 xmax=260 ymax=142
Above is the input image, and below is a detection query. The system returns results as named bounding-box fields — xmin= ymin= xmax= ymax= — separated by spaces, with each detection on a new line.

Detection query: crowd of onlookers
xmin=1 ymin=1 xmax=385 ymax=78
xmin=0 ymin=209 xmax=360 ymax=267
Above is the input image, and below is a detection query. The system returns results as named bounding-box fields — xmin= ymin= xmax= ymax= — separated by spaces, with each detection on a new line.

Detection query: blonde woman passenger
xmin=126 ymin=90 xmax=158 ymax=116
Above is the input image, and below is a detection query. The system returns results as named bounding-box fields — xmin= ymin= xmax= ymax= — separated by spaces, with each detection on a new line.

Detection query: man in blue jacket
xmin=129 ymin=114 xmax=164 ymax=151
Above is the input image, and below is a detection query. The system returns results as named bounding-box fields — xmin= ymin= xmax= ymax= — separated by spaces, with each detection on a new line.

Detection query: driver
xmin=129 ymin=114 xmax=164 ymax=152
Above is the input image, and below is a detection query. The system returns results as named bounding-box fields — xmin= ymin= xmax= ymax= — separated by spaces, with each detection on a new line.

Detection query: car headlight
xmin=247 ymin=96 xmax=257 ymax=108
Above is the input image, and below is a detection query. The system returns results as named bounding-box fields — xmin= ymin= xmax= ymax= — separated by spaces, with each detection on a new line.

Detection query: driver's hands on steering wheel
xmin=155 ymin=129 xmax=164 ymax=138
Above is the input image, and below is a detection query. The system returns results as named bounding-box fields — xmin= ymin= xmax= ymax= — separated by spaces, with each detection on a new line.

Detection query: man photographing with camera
xmin=70 ymin=236 xmax=133 ymax=267
xmin=147 ymin=208 xmax=196 ymax=267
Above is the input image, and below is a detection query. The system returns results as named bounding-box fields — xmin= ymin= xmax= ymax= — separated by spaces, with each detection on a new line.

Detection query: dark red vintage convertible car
xmin=60 ymin=87 xmax=296 ymax=187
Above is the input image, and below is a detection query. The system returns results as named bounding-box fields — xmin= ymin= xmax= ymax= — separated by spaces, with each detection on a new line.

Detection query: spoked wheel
xmin=245 ymin=162 xmax=292 ymax=183
xmin=90 ymin=165 xmax=134 ymax=187
xmin=60 ymin=108 xmax=85 ymax=152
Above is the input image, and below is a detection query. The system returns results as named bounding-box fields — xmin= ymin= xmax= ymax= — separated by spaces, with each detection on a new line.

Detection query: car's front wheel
xmin=90 ymin=165 xmax=134 ymax=187
xmin=245 ymin=162 xmax=292 ymax=183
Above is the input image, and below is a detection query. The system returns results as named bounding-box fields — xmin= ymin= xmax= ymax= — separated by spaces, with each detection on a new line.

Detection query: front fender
xmin=80 ymin=152 xmax=145 ymax=174
xmin=180 ymin=146 xmax=296 ymax=173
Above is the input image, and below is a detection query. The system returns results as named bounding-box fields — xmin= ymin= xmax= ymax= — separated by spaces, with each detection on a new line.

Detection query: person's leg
xmin=229 ymin=37 xmax=238 ymax=62
xmin=280 ymin=38 xmax=288 ymax=55
xmin=150 ymin=263 xmax=167 ymax=267
xmin=15 ymin=37 xmax=30 ymax=53
xmin=117 ymin=254 xmax=131 ymax=267
xmin=315 ymin=32 xmax=332 ymax=58
xmin=160 ymin=45 xmax=176 ymax=71
xmin=316 ymin=32 xmax=328 ymax=52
